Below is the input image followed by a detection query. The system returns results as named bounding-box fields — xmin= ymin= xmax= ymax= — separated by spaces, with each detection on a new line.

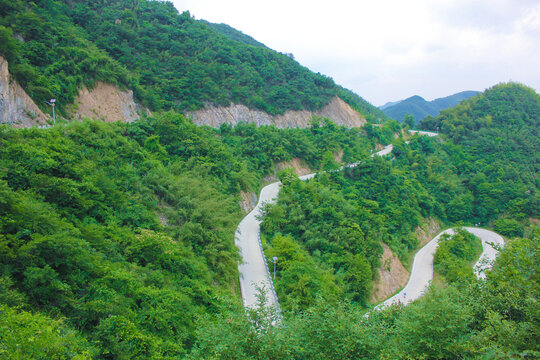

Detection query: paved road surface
xmin=235 ymin=143 xmax=400 ymax=310
xmin=408 ymin=130 xmax=439 ymax=137
xmin=377 ymin=227 xmax=505 ymax=309
xmin=235 ymin=181 xmax=281 ymax=309
xmin=235 ymin=130 xmax=503 ymax=312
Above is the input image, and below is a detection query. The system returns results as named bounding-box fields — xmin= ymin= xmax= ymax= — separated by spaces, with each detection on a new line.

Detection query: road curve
xmin=235 ymin=181 xmax=282 ymax=309
xmin=235 ymin=131 xmax=504 ymax=312
xmin=235 ymin=143 xmax=398 ymax=310
xmin=378 ymin=227 xmax=505 ymax=309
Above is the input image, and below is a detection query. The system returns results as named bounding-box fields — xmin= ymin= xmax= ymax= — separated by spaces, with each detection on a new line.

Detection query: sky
xmin=171 ymin=0 xmax=540 ymax=106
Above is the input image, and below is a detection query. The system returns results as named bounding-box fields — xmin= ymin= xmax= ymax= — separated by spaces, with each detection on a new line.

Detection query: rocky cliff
xmin=0 ymin=56 xmax=48 ymax=127
xmin=187 ymin=96 xmax=366 ymax=128
xmin=72 ymin=82 xmax=149 ymax=123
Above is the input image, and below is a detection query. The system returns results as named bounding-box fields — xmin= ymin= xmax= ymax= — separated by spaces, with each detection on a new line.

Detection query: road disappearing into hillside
xmin=235 ymin=131 xmax=504 ymax=312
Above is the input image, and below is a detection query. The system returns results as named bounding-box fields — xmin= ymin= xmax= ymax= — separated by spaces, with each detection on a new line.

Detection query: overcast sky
xmin=171 ymin=0 xmax=540 ymax=106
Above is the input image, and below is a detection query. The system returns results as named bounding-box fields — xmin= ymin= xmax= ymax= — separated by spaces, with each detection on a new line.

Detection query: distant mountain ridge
xmin=381 ymin=91 xmax=479 ymax=123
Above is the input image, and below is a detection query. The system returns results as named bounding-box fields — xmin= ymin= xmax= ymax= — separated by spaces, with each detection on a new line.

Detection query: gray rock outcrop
xmin=187 ymin=96 xmax=366 ymax=128
xmin=0 ymin=55 xmax=48 ymax=127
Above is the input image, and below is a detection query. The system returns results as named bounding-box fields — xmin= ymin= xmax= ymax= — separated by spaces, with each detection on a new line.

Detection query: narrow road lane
xmin=236 ymin=131 xmax=504 ymax=312
xmin=378 ymin=227 xmax=504 ymax=309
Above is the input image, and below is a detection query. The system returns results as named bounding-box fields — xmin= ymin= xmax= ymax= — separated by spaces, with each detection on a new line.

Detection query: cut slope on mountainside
xmin=72 ymin=81 xmax=149 ymax=123
xmin=0 ymin=0 xmax=387 ymax=126
xmin=0 ymin=55 xmax=48 ymax=127
xmin=381 ymin=91 xmax=479 ymax=123
xmin=188 ymin=96 xmax=366 ymax=128
xmin=370 ymin=243 xmax=409 ymax=303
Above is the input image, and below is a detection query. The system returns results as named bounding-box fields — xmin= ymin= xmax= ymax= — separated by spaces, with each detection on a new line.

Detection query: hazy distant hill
xmin=381 ymin=91 xmax=479 ymax=123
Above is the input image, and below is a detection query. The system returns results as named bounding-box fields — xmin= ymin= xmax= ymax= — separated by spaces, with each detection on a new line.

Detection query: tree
xmin=403 ymin=113 xmax=416 ymax=129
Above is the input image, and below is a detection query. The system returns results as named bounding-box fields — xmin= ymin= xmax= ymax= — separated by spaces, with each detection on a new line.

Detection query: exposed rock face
xmin=187 ymin=96 xmax=366 ymax=128
xmin=73 ymin=82 xmax=149 ymax=123
xmin=370 ymin=244 xmax=409 ymax=303
xmin=415 ymin=218 xmax=442 ymax=247
xmin=0 ymin=56 xmax=48 ymax=127
xmin=239 ymin=190 xmax=258 ymax=214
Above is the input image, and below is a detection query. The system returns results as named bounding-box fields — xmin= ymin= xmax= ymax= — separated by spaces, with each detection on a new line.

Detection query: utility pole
xmin=45 ymin=99 xmax=56 ymax=125
xmin=50 ymin=99 xmax=55 ymax=125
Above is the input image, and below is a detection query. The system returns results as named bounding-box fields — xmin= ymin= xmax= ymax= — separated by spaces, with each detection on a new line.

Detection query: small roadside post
xmin=45 ymin=99 xmax=56 ymax=125
xmin=272 ymin=256 xmax=278 ymax=281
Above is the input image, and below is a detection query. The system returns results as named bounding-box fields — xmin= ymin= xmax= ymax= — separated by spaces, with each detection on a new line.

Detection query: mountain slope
xmin=382 ymin=91 xmax=479 ymax=123
xmin=200 ymin=20 xmax=269 ymax=48
xmin=419 ymin=82 xmax=539 ymax=223
xmin=0 ymin=0 xmax=387 ymax=124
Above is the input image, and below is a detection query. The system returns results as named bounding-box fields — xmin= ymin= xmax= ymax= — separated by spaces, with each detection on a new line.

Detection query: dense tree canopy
xmin=0 ymin=0 xmax=387 ymax=120
xmin=0 ymin=1 xmax=538 ymax=358
xmin=420 ymin=83 xmax=539 ymax=223
xmin=0 ymin=113 xmax=382 ymax=357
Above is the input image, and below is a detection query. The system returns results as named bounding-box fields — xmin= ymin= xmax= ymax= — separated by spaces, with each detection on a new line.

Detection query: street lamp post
xmin=45 ymin=99 xmax=56 ymax=125
xmin=50 ymin=99 xmax=56 ymax=125
xmin=272 ymin=256 xmax=278 ymax=281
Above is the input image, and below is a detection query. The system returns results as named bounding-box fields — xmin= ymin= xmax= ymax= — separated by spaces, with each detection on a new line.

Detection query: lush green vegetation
xmin=0 ymin=113 xmax=380 ymax=358
xmin=190 ymin=233 xmax=540 ymax=359
xmin=259 ymin=83 xmax=538 ymax=313
xmin=0 ymin=0 xmax=131 ymax=117
xmin=0 ymin=0 xmax=538 ymax=358
xmin=0 ymin=0 xmax=387 ymax=120
xmin=434 ymin=229 xmax=482 ymax=283
xmin=420 ymin=83 xmax=539 ymax=225
xmin=259 ymin=154 xmax=439 ymax=309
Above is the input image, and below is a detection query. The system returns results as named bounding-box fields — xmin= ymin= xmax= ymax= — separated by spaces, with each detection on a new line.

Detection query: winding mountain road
xmin=377 ymin=227 xmax=504 ymax=309
xmin=235 ymin=135 xmax=504 ymax=311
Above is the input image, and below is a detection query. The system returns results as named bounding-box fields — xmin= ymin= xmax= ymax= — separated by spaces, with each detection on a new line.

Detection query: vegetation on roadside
xmin=190 ymin=233 xmax=540 ymax=359
xmin=0 ymin=0 xmax=538 ymax=357
xmin=0 ymin=112 xmax=381 ymax=358
xmin=260 ymin=83 xmax=539 ymax=313
xmin=434 ymin=229 xmax=482 ymax=283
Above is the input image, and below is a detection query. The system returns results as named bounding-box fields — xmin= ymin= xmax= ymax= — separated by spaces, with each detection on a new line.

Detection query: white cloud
xmin=172 ymin=0 xmax=540 ymax=105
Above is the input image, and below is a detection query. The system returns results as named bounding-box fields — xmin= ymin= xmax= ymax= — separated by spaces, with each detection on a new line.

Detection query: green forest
xmin=0 ymin=0 xmax=538 ymax=358
xmin=0 ymin=0 xmax=386 ymax=120
xmin=0 ymin=82 xmax=538 ymax=359
xmin=0 ymin=111 xmax=391 ymax=358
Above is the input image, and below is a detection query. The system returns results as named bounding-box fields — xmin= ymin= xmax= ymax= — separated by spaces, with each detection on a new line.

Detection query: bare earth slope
xmin=73 ymin=82 xmax=149 ymax=123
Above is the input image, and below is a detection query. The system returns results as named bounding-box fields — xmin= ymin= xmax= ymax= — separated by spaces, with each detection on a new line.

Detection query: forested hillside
xmin=0 ymin=0 xmax=538 ymax=357
xmin=0 ymin=113 xmax=384 ymax=358
xmin=256 ymin=84 xmax=537 ymax=312
xmin=0 ymin=0 xmax=386 ymax=120
xmin=420 ymin=82 xmax=539 ymax=234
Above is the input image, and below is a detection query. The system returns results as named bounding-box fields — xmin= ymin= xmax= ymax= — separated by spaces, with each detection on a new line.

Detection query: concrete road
xmin=236 ymin=130 xmax=500 ymax=312
xmin=377 ymin=227 xmax=504 ymax=309
xmin=408 ymin=130 xmax=439 ymax=137
xmin=235 ymin=144 xmax=397 ymax=310
xmin=236 ymin=181 xmax=281 ymax=309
